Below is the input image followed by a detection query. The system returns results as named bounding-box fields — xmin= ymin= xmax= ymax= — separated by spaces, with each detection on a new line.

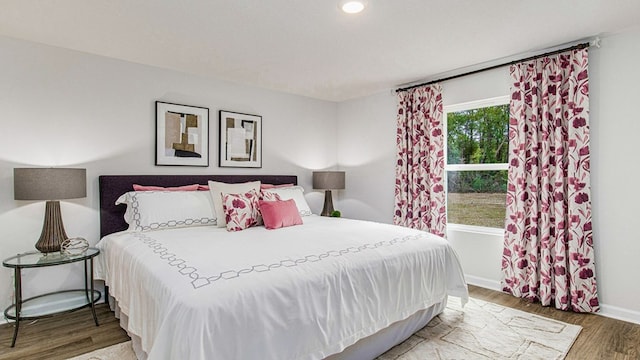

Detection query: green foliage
xmin=448 ymin=170 xmax=508 ymax=193
xmin=447 ymin=104 xmax=509 ymax=165
xmin=330 ymin=210 xmax=341 ymax=217
xmin=447 ymin=104 xmax=509 ymax=193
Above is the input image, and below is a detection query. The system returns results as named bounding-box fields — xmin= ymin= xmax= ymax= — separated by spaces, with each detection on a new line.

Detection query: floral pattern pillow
xmin=260 ymin=191 xmax=281 ymax=202
xmin=223 ymin=190 xmax=260 ymax=231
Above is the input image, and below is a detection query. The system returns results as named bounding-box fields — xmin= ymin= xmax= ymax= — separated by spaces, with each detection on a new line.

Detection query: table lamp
xmin=14 ymin=168 xmax=87 ymax=253
xmin=312 ymin=171 xmax=345 ymax=216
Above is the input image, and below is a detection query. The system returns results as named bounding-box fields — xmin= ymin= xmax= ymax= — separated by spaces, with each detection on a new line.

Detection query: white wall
xmin=335 ymin=90 xmax=397 ymax=222
xmin=588 ymin=28 xmax=640 ymax=321
xmin=337 ymin=28 xmax=640 ymax=323
xmin=0 ymin=36 xmax=337 ymax=311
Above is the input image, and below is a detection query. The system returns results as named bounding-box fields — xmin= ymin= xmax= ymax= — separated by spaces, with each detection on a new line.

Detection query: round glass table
xmin=3 ymin=248 xmax=101 ymax=347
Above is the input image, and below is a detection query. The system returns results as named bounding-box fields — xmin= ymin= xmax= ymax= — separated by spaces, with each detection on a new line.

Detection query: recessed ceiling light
xmin=339 ymin=0 xmax=366 ymax=14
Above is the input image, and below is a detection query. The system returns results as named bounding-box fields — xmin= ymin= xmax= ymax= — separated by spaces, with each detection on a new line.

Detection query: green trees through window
xmin=445 ymin=100 xmax=509 ymax=229
xmin=447 ymin=105 xmax=509 ymax=165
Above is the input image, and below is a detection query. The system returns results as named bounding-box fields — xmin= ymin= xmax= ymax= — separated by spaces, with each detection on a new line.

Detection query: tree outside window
xmin=444 ymin=97 xmax=509 ymax=229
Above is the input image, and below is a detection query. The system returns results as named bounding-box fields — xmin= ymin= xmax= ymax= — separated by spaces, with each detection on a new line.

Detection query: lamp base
xmin=321 ymin=190 xmax=334 ymax=217
xmin=35 ymin=200 xmax=69 ymax=253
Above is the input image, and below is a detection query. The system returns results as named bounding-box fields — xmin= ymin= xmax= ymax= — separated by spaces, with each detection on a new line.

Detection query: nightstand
xmin=2 ymin=248 xmax=101 ymax=347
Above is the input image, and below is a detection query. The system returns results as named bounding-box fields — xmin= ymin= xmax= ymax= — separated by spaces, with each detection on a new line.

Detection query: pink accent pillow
xmin=259 ymin=199 xmax=303 ymax=230
xmin=223 ymin=190 xmax=260 ymax=231
xmin=133 ymin=184 xmax=200 ymax=191
xmin=197 ymin=185 xmax=209 ymax=191
xmin=253 ymin=192 xmax=281 ymax=225
xmin=260 ymin=183 xmax=294 ymax=190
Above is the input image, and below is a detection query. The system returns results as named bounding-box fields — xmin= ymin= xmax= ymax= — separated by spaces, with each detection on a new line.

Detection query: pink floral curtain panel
xmin=394 ymin=84 xmax=446 ymax=237
xmin=502 ymin=48 xmax=599 ymax=313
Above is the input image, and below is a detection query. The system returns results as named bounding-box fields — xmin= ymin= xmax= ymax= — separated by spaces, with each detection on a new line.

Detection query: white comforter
xmin=95 ymin=216 xmax=468 ymax=360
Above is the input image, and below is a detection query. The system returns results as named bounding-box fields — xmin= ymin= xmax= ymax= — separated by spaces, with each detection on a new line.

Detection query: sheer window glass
xmin=444 ymin=96 xmax=509 ymax=231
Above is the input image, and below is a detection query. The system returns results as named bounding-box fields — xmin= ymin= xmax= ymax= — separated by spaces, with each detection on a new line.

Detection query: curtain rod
xmin=396 ymin=41 xmax=592 ymax=93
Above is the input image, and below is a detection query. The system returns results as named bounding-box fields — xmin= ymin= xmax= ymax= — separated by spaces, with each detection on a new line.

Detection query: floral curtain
xmin=394 ymin=84 xmax=446 ymax=237
xmin=501 ymin=48 xmax=599 ymax=312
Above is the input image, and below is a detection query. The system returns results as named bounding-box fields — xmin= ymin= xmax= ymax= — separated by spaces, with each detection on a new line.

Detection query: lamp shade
xmin=312 ymin=171 xmax=345 ymax=190
xmin=14 ymin=168 xmax=86 ymax=200
xmin=14 ymin=168 xmax=87 ymax=253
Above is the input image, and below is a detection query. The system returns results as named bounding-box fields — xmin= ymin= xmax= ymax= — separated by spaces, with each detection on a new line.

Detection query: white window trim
xmin=444 ymin=95 xmax=510 ymax=233
xmin=444 ymin=95 xmax=510 ymax=113
xmin=446 ymin=163 xmax=508 ymax=171
xmin=447 ymin=223 xmax=505 ymax=236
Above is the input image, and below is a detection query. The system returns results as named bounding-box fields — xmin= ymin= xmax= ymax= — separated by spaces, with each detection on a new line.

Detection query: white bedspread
xmin=95 ymin=216 xmax=468 ymax=360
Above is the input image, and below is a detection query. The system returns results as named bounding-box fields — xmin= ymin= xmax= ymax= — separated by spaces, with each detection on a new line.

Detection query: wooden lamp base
xmin=35 ymin=200 xmax=69 ymax=253
xmin=321 ymin=190 xmax=335 ymax=217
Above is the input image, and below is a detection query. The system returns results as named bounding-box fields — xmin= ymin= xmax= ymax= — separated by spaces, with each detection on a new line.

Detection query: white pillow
xmin=208 ymin=180 xmax=261 ymax=227
xmin=261 ymin=185 xmax=312 ymax=216
xmin=116 ymin=191 xmax=216 ymax=231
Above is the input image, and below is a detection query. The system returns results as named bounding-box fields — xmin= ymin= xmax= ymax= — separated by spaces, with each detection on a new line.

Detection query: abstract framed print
xmin=155 ymin=101 xmax=209 ymax=167
xmin=219 ymin=110 xmax=262 ymax=168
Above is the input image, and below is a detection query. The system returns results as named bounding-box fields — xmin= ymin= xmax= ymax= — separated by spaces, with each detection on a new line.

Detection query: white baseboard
xmin=464 ymin=274 xmax=501 ymax=291
xmin=599 ymin=304 xmax=640 ymax=325
xmin=464 ymin=274 xmax=640 ymax=325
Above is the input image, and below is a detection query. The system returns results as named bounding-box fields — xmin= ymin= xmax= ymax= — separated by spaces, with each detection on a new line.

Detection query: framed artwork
xmin=155 ymin=101 xmax=209 ymax=167
xmin=219 ymin=110 xmax=262 ymax=168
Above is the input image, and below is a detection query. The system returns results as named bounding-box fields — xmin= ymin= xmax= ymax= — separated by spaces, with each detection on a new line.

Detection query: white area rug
xmin=378 ymin=297 xmax=581 ymax=359
xmin=68 ymin=297 xmax=581 ymax=360
xmin=68 ymin=341 xmax=136 ymax=360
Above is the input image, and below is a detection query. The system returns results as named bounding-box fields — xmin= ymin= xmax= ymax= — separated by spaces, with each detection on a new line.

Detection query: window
xmin=444 ymin=96 xmax=509 ymax=231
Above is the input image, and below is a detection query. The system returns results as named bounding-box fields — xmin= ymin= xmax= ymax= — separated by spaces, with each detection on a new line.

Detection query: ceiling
xmin=1 ymin=1 xmax=639 ymax=102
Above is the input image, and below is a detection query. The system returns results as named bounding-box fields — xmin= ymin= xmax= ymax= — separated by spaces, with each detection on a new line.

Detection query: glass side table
xmin=2 ymin=248 xmax=101 ymax=347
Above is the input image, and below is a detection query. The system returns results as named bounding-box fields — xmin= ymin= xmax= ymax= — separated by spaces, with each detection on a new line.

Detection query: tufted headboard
xmin=98 ymin=174 xmax=298 ymax=238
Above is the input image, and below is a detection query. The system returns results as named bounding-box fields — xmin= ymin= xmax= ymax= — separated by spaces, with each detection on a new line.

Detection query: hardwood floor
xmin=0 ymin=304 xmax=129 ymax=360
xmin=0 ymin=286 xmax=638 ymax=359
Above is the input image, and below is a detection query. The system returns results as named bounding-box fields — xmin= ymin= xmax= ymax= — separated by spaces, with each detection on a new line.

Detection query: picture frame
xmin=155 ymin=101 xmax=209 ymax=167
xmin=219 ymin=110 xmax=262 ymax=168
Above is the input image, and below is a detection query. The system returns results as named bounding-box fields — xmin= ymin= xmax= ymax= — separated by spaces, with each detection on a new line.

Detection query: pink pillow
xmin=259 ymin=199 xmax=303 ymax=230
xmin=223 ymin=190 xmax=260 ymax=231
xmin=197 ymin=185 xmax=209 ymax=191
xmin=260 ymin=183 xmax=294 ymax=190
xmin=133 ymin=184 xmax=200 ymax=191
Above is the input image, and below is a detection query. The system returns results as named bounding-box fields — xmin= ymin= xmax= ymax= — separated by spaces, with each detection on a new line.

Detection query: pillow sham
xmin=259 ymin=199 xmax=303 ymax=230
xmin=115 ymin=190 xmax=216 ymax=231
xmin=261 ymin=185 xmax=312 ymax=216
xmin=208 ymin=181 xmax=261 ymax=227
xmin=133 ymin=184 xmax=200 ymax=191
xmin=223 ymin=190 xmax=260 ymax=232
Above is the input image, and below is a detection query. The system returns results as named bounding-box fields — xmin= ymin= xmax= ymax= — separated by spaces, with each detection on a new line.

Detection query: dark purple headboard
xmin=99 ymin=174 xmax=298 ymax=238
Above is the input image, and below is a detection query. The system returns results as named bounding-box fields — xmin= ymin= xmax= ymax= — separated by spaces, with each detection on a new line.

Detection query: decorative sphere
xmin=61 ymin=237 xmax=90 ymax=256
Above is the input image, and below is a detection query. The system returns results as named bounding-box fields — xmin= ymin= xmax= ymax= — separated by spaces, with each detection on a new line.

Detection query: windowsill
xmin=447 ymin=223 xmax=504 ymax=236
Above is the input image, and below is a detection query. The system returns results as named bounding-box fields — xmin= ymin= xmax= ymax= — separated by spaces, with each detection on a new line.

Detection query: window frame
xmin=443 ymin=95 xmax=510 ymax=233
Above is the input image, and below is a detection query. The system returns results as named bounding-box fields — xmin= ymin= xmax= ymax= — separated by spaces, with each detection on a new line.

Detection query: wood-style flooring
xmin=0 ymin=304 xmax=129 ymax=360
xmin=0 ymin=285 xmax=638 ymax=359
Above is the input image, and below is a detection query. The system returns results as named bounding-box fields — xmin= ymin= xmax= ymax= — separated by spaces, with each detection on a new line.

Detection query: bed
xmin=95 ymin=174 xmax=468 ymax=360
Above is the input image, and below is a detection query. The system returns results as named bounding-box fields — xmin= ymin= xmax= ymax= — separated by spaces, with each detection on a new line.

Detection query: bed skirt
xmin=109 ymin=295 xmax=448 ymax=360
